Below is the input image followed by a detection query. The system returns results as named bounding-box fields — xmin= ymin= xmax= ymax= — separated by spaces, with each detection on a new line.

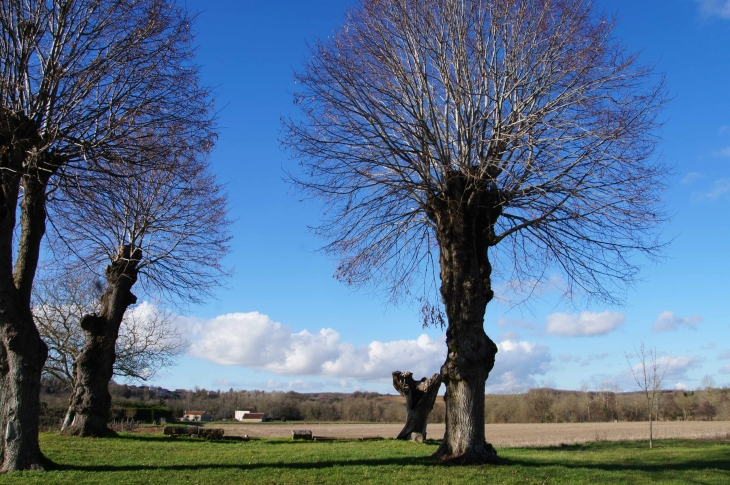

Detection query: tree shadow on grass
xmin=500 ymin=440 xmax=730 ymax=475
xmin=50 ymin=453 xmax=730 ymax=475
xmin=500 ymin=456 xmax=730 ymax=479
xmin=50 ymin=456 xmax=440 ymax=473
xmin=46 ymin=440 xmax=730 ymax=477
xmin=114 ymin=435 xmax=405 ymax=446
xmin=114 ymin=435 xmax=251 ymax=444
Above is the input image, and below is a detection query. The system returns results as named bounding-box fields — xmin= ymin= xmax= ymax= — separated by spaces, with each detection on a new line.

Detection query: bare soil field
xmin=212 ymin=421 xmax=730 ymax=448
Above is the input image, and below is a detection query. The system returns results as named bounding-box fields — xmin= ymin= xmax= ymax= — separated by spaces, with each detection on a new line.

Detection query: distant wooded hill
xmin=38 ymin=377 xmax=728 ymax=429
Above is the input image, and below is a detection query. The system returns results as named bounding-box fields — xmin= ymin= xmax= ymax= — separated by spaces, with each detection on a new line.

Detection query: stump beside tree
xmin=392 ymin=371 xmax=442 ymax=441
xmin=285 ymin=0 xmax=669 ymax=464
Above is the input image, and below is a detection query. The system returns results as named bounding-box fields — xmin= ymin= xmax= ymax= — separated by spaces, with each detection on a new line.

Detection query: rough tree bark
xmin=61 ymin=245 xmax=142 ymax=437
xmin=392 ymin=371 xmax=442 ymax=442
xmin=0 ymin=108 xmax=51 ymax=472
xmin=429 ymin=172 xmax=500 ymax=465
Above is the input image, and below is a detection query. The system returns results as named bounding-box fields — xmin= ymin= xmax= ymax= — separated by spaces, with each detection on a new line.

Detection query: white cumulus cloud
xmin=486 ymin=340 xmax=552 ymax=393
xmin=653 ymin=311 xmax=703 ymax=332
xmin=545 ymin=311 xmax=624 ymax=337
xmin=185 ymin=311 xmax=552 ymax=389
xmin=187 ymin=312 xmax=444 ymax=380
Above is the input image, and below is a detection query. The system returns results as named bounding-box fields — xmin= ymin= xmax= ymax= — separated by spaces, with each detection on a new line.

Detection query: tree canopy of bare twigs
xmin=284 ymin=0 xmax=668 ymax=464
xmin=33 ymin=274 xmax=189 ymax=385
xmin=0 ymin=0 xmax=215 ymax=470
xmin=286 ymin=0 xmax=667 ymax=307
xmin=47 ymin=154 xmax=231 ymax=307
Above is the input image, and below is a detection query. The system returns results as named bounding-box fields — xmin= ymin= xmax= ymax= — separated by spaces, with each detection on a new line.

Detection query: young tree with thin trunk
xmin=0 ymin=0 xmax=214 ymax=470
xmin=625 ymin=343 xmax=670 ymax=449
xmin=284 ymin=0 xmax=668 ymax=464
xmin=47 ymin=156 xmax=229 ymax=437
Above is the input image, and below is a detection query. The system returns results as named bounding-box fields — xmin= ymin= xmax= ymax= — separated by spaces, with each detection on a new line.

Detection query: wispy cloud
xmin=704 ymin=178 xmax=730 ymax=199
xmin=653 ymin=311 xmax=703 ymax=332
xmin=695 ymin=0 xmax=730 ymax=19
xmin=712 ymin=147 xmax=730 ymax=158
xmin=497 ymin=330 xmax=521 ymax=341
xmin=497 ymin=317 xmax=537 ymax=330
xmin=718 ymin=350 xmax=730 ymax=360
xmin=720 ymin=363 xmax=730 ymax=375
xmin=680 ymin=172 xmax=703 ymax=185
xmin=692 ymin=178 xmax=730 ymax=201
xmin=545 ymin=311 xmax=624 ymax=337
xmin=625 ymin=355 xmax=702 ymax=387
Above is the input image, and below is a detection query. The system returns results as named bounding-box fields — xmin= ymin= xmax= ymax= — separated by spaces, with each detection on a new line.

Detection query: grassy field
xmin=0 ymin=433 xmax=728 ymax=484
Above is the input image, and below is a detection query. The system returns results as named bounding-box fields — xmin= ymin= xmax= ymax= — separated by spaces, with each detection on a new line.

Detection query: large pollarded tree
xmin=0 ymin=0 xmax=214 ymax=471
xmin=285 ymin=0 xmax=668 ymax=464
xmin=48 ymin=155 xmax=230 ymax=437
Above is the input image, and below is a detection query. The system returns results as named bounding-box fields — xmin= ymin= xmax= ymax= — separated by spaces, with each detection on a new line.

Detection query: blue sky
xmin=145 ymin=0 xmax=730 ymax=395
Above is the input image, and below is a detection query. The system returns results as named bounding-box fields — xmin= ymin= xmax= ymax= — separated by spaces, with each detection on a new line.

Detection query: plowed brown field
xmin=213 ymin=421 xmax=730 ymax=447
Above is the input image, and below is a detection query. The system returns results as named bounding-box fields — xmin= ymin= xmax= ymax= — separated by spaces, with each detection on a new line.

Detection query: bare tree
xmin=580 ymin=381 xmax=594 ymax=422
xmin=33 ymin=274 xmax=188 ymax=385
xmin=284 ymin=0 xmax=668 ymax=464
xmin=45 ymin=154 xmax=229 ymax=437
xmin=625 ymin=343 xmax=670 ymax=449
xmin=0 ymin=0 xmax=214 ymax=470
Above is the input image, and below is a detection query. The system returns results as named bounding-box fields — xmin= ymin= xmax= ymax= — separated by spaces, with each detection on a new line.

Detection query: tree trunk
xmin=649 ymin=408 xmax=653 ymax=449
xmin=392 ymin=371 xmax=442 ymax=441
xmin=62 ymin=245 xmax=142 ymax=437
xmin=428 ymin=172 xmax=501 ymax=465
xmin=0 ymin=108 xmax=51 ymax=472
xmin=0 ymin=302 xmax=48 ymax=472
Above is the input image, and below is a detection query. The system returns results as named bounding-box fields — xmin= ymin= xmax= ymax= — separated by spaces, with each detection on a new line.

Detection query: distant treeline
xmin=38 ymin=378 xmax=729 ymax=428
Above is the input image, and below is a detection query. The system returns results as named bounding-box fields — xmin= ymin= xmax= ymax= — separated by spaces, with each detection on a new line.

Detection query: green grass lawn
xmin=1 ymin=433 xmax=728 ymax=484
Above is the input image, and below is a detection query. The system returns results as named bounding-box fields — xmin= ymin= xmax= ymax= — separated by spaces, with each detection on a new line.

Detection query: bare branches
xmin=625 ymin=343 xmax=671 ymax=448
xmin=33 ymin=273 xmax=188 ymax=384
xmin=284 ymin=0 xmax=669 ymax=308
xmin=46 ymin=152 xmax=231 ymax=306
xmin=0 ymin=0 xmax=215 ymax=171
xmin=0 ymin=0 xmax=217 ymax=468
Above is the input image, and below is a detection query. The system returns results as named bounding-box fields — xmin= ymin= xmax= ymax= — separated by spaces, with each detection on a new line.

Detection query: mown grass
xmin=1 ymin=433 xmax=728 ymax=484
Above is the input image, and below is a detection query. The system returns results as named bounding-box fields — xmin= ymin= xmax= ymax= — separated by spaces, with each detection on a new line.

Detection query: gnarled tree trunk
xmin=429 ymin=172 xmax=500 ymax=465
xmin=392 ymin=371 xmax=441 ymax=442
xmin=62 ymin=245 xmax=142 ymax=437
xmin=0 ymin=109 xmax=51 ymax=472
xmin=0 ymin=301 xmax=48 ymax=473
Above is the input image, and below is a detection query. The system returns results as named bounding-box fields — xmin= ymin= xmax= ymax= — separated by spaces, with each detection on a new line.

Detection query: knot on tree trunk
xmin=392 ymin=371 xmax=442 ymax=441
xmin=79 ymin=315 xmax=105 ymax=335
xmin=441 ymin=329 xmax=497 ymax=382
